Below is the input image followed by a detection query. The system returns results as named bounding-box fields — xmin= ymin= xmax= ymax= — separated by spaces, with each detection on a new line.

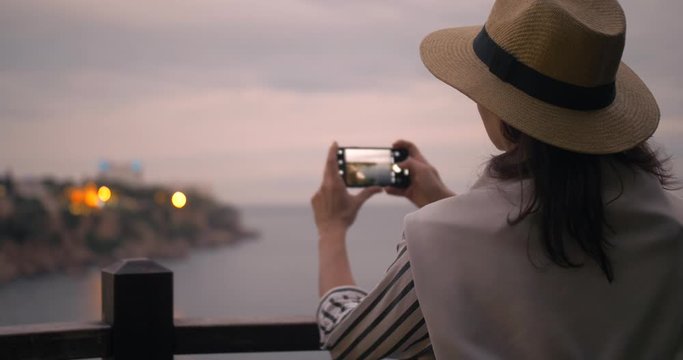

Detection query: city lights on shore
xmin=171 ymin=191 xmax=187 ymax=209
xmin=65 ymin=181 xmax=189 ymax=214
xmin=67 ymin=182 xmax=105 ymax=214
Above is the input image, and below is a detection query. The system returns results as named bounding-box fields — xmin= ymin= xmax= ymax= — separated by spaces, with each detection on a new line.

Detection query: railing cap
xmin=102 ymin=258 xmax=171 ymax=275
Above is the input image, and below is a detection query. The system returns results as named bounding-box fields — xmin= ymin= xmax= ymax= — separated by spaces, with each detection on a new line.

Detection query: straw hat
xmin=420 ymin=0 xmax=659 ymax=154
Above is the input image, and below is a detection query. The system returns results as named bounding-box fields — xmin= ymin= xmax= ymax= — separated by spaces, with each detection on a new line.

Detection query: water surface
xmin=0 ymin=203 xmax=415 ymax=359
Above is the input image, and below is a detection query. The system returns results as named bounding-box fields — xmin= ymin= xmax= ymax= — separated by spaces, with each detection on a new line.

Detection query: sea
xmin=0 ymin=203 xmax=416 ymax=359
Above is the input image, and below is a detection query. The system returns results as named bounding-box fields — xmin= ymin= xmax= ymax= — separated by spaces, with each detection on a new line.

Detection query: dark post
xmin=102 ymin=258 xmax=173 ymax=359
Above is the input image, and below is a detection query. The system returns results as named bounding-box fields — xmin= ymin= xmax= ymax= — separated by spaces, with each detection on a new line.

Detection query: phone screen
xmin=337 ymin=147 xmax=409 ymax=187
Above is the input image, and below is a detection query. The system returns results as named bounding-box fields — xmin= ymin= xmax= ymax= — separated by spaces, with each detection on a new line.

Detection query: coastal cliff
xmin=0 ymin=175 xmax=256 ymax=283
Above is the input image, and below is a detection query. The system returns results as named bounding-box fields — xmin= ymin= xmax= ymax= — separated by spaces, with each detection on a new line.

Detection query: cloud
xmin=0 ymin=76 xmax=493 ymax=203
xmin=2 ymin=0 xmax=680 ymax=121
xmin=0 ymin=0 xmax=491 ymax=94
xmin=0 ymin=0 xmax=682 ymax=204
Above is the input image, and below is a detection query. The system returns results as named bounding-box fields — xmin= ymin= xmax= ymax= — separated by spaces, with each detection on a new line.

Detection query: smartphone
xmin=337 ymin=147 xmax=410 ymax=188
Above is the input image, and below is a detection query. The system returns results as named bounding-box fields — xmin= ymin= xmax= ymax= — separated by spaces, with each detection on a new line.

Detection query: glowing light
xmin=84 ymin=186 xmax=100 ymax=208
xmin=392 ymin=164 xmax=402 ymax=173
xmin=98 ymin=186 xmax=112 ymax=202
xmin=171 ymin=191 xmax=187 ymax=209
xmin=69 ymin=187 xmax=84 ymax=204
xmin=66 ymin=183 xmax=104 ymax=214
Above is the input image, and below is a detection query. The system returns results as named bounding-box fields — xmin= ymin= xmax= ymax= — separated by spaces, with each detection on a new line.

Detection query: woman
xmin=311 ymin=0 xmax=683 ymax=359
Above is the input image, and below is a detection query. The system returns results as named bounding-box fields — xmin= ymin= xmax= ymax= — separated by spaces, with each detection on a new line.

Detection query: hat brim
xmin=420 ymin=26 xmax=660 ymax=154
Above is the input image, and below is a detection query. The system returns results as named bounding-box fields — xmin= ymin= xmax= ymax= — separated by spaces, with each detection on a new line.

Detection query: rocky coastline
xmin=0 ymin=175 xmax=257 ymax=284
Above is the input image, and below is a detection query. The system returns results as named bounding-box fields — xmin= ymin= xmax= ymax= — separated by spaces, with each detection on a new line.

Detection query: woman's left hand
xmin=311 ymin=142 xmax=382 ymax=236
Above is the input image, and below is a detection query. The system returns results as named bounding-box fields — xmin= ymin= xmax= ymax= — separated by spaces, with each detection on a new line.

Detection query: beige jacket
xmin=405 ymin=167 xmax=683 ymax=359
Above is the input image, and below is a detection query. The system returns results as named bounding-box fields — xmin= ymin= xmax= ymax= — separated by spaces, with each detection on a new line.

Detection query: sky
xmin=1 ymin=0 xmax=682 ymax=205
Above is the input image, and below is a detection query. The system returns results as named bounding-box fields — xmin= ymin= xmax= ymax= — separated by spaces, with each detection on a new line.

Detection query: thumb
xmin=395 ymin=157 xmax=416 ymax=172
xmin=354 ymin=186 xmax=382 ymax=205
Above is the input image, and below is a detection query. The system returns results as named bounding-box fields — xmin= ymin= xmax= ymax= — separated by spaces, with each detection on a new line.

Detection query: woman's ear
xmin=477 ymin=104 xmax=515 ymax=151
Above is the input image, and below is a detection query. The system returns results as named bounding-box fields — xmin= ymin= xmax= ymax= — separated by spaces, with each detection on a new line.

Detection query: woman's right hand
xmin=385 ymin=139 xmax=455 ymax=208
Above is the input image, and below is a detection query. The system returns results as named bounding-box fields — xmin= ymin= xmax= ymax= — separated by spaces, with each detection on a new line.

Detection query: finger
xmin=384 ymin=186 xmax=407 ymax=197
xmin=395 ymin=157 xmax=416 ymax=172
xmin=392 ymin=139 xmax=426 ymax=162
xmin=354 ymin=186 xmax=382 ymax=205
xmin=323 ymin=141 xmax=343 ymax=183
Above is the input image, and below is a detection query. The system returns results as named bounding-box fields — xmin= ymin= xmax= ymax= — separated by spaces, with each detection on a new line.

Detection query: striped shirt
xmin=316 ymin=240 xmax=434 ymax=359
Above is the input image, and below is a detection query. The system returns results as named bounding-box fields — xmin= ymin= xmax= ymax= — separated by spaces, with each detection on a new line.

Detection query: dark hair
xmin=488 ymin=123 xmax=675 ymax=282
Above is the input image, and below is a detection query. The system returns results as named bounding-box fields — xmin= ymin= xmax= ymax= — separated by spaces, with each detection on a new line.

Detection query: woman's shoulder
xmin=405 ymin=174 xmax=524 ymax=233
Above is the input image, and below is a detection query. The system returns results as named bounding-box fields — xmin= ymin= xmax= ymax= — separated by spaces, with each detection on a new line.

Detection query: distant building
xmin=97 ymin=160 xmax=143 ymax=186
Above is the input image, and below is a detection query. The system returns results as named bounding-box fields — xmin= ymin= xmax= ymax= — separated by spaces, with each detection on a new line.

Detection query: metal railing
xmin=0 ymin=259 xmax=320 ymax=359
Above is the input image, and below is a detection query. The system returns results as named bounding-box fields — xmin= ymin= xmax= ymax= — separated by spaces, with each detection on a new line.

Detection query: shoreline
xmin=0 ymin=228 xmax=258 ymax=285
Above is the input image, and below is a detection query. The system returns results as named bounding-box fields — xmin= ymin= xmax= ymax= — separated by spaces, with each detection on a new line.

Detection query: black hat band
xmin=473 ymin=27 xmax=616 ymax=111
